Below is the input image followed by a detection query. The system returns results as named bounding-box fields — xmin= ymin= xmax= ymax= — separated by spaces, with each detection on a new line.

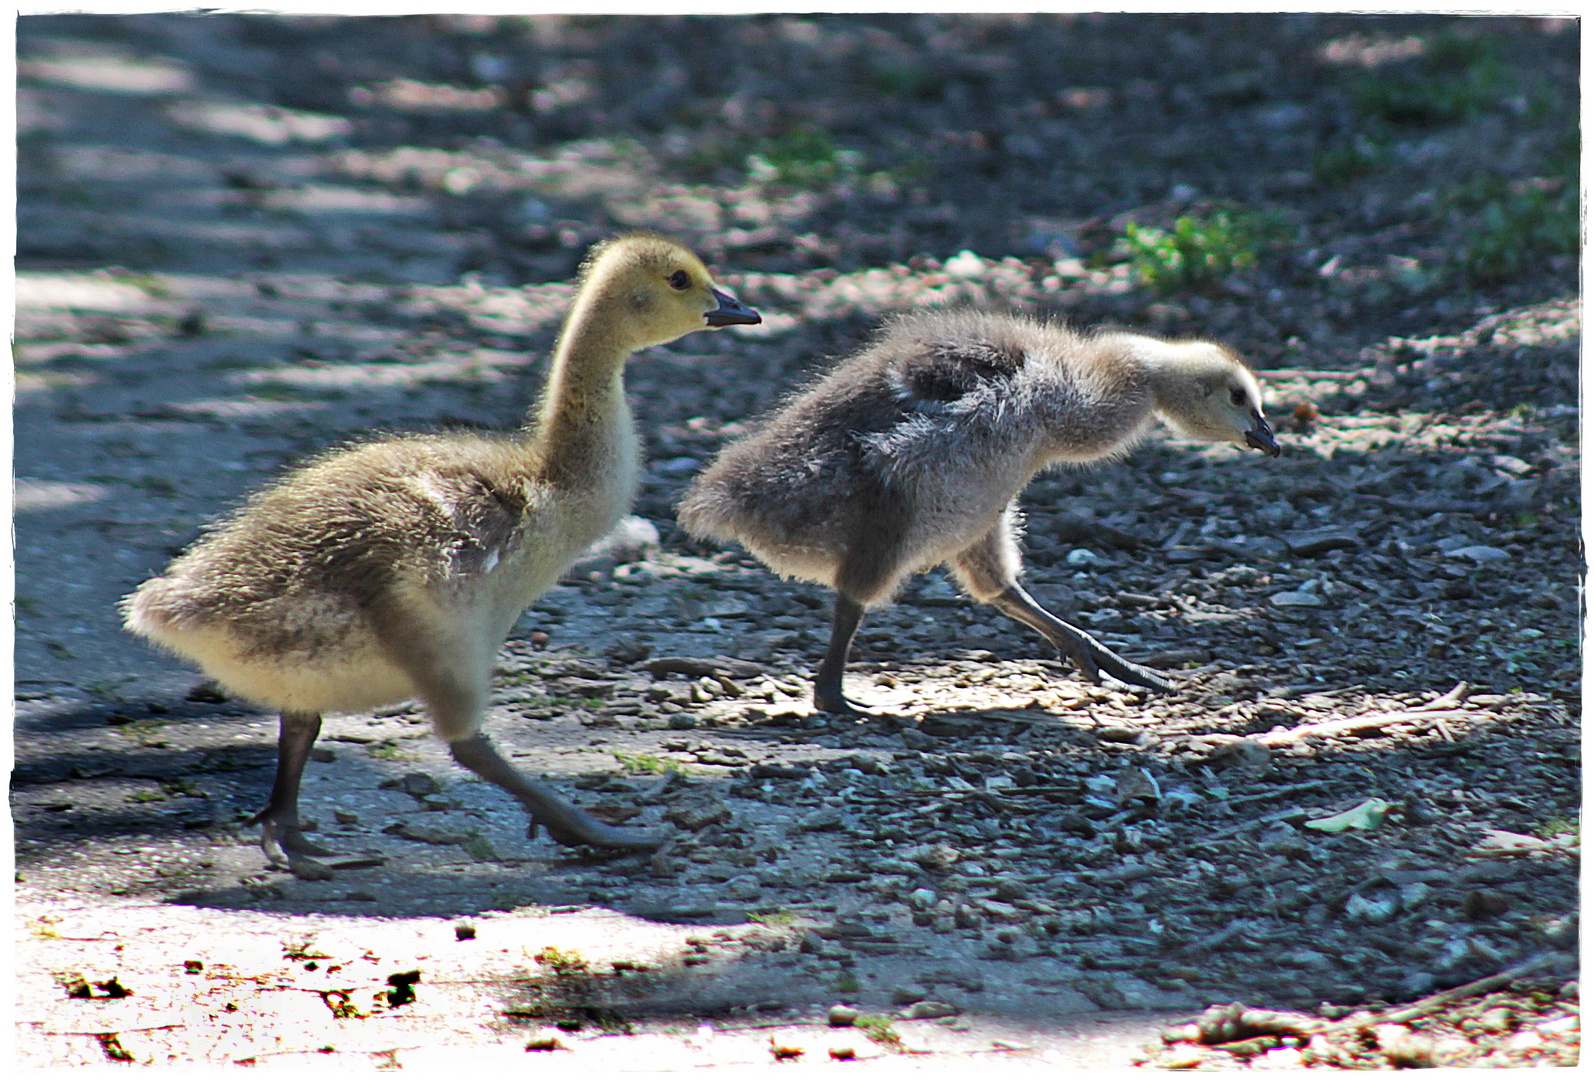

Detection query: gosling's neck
xmin=526 ymin=290 xmax=639 ymax=485
xmin=1112 ymin=333 xmax=1193 ymax=407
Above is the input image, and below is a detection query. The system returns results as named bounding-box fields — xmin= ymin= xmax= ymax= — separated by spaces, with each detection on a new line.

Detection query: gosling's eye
xmin=668 ymin=270 xmax=691 ymax=291
xmin=1229 ymin=387 xmax=1248 ymax=407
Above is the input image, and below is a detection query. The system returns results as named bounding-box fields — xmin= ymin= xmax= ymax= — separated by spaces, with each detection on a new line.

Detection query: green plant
xmin=747 ymin=125 xmax=862 ymax=189
xmin=1456 ymin=176 xmax=1577 ymax=283
xmin=128 ymin=789 xmax=168 ymax=803
xmin=1120 ymin=210 xmax=1261 ymax=292
xmin=612 ymin=751 xmax=681 ymax=775
xmin=855 ymin=1014 xmax=902 ymax=1050
xmin=748 ymin=908 xmax=798 ymax=927
xmin=160 ymin=778 xmax=204 ymax=798
xmin=367 ymin=740 xmax=420 ymax=762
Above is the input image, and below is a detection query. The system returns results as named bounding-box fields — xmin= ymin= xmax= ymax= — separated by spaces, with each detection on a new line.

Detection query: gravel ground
xmin=12 ymin=13 xmax=1580 ymax=1069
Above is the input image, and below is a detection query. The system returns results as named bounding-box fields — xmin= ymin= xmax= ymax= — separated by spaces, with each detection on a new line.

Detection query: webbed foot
xmin=251 ymin=810 xmax=337 ymax=880
xmin=814 ymin=686 xmax=874 ymax=717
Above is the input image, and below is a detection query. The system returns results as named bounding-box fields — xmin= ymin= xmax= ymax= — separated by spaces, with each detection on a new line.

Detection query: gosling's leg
xmin=816 ymin=514 xmax=908 ymax=716
xmin=377 ymin=624 xmax=663 ymax=851
xmin=949 ymin=514 xmax=1174 ymax=694
xmin=246 ymin=710 xmax=337 ymax=880
xmin=449 ymin=733 xmax=663 ymax=850
xmin=991 ymin=583 xmax=1174 ymax=693
xmin=814 ymin=595 xmax=870 ymax=715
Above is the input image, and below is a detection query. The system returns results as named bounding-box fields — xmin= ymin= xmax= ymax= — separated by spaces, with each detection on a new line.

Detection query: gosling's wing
xmin=893 ymin=339 xmax=1025 ymax=411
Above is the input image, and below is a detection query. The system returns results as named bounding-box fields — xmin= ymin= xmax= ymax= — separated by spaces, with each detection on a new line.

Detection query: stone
xmin=827 ymin=1004 xmax=859 ymax=1027
xmin=799 ymin=808 xmax=844 ymax=832
xmin=1282 ymin=528 xmax=1361 ymax=556
xmin=726 ymin=876 xmax=762 ymax=901
xmin=1269 ymin=590 xmax=1325 ymax=608
xmin=903 ymin=1000 xmax=959 ymax=1020
xmin=890 ymin=984 xmax=928 ymax=1005
xmin=382 ymin=822 xmax=472 ymax=845
xmin=380 ymin=772 xmax=443 ymax=797
xmin=1374 ymin=1024 xmax=1435 ymax=1067
xmin=903 ymin=844 xmax=960 ymax=872
xmin=1479 ymin=1007 xmax=1516 ymax=1033
xmin=663 ymin=800 xmax=732 ymax=831
xmin=1446 ymin=545 xmax=1510 ymax=564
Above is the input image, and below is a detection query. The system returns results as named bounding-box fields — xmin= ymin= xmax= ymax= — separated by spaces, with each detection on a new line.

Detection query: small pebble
xmin=827 ymin=1004 xmax=859 ymax=1027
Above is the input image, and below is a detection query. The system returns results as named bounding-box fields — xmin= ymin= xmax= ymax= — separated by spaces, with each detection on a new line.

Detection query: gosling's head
xmin=1141 ymin=338 xmax=1280 ymax=457
xmin=577 ymin=233 xmax=760 ymax=350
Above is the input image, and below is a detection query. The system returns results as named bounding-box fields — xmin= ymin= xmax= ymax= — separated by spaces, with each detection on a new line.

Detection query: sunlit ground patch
xmin=19 ymin=46 xmax=194 ymax=95
xmin=14 ymin=480 xmax=111 ymax=513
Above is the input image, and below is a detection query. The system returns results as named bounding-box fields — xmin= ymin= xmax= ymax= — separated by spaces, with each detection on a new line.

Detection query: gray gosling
xmin=124 ymin=234 xmax=760 ymax=877
xmin=680 ymin=309 xmax=1277 ymax=714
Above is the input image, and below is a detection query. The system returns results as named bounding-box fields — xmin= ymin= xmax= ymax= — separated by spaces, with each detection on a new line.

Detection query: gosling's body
xmin=125 ymin=234 xmax=759 ymax=876
xmin=132 ymin=431 xmax=633 ymax=722
xmin=680 ymin=309 xmax=1277 ymax=712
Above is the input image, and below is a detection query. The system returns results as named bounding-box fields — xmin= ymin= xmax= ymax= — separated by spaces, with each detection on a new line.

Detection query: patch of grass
xmin=612 ymin=751 xmax=682 ymax=775
xmin=128 ymin=789 xmax=168 ymax=803
xmin=1535 ymin=815 xmax=1578 ymax=841
xmin=855 ymin=1014 xmax=902 ymax=1050
xmin=748 ymin=908 xmax=798 ymax=927
xmin=367 ymin=740 xmax=420 ymax=762
xmin=118 ymin=717 xmax=172 ymax=748
xmin=160 ymin=778 xmax=204 ymax=798
xmin=748 ymin=124 xmax=862 ymax=189
xmin=1119 ymin=209 xmax=1266 ymax=293
xmin=831 ymin=973 xmax=860 ymax=994
xmin=1353 ymin=31 xmax=1506 ymax=126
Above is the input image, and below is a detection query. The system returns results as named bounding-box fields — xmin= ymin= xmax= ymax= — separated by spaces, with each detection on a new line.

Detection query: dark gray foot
xmin=450 ymin=733 xmax=664 ymax=851
xmin=992 ymin=585 xmax=1175 ymax=694
xmin=530 ymin=807 xmax=666 ymax=851
xmin=249 ymin=808 xmax=336 ymax=880
xmin=1067 ymin=631 xmax=1175 ymax=693
xmin=813 ymin=685 xmax=873 ymax=717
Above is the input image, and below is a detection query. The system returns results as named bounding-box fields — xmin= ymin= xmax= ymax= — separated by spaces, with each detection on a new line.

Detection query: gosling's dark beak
xmin=704 ymin=288 xmax=761 ymax=327
xmin=1244 ymin=413 xmax=1281 ymax=457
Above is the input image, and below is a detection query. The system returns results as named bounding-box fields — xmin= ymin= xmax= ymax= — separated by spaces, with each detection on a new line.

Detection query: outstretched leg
xmin=375 ymin=620 xmax=664 ymax=851
xmin=449 ymin=734 xmax=662 ymax=850
xmin=247 ymin=710 xmax=337 ymax=880
xmin=813 ymin=595 xmax=869 ymax=715
xmin=949 ymin=515 xmax=1174 ymax=694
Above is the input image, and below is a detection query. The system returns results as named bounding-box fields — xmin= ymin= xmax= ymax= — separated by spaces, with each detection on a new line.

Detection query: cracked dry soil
xmin=13 ymin=12 xmax=1580 ymax=1070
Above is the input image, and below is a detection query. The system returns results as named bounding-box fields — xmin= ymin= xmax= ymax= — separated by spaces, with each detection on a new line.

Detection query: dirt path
xmin=13 ymin=13 xmax=1579 ymax=1069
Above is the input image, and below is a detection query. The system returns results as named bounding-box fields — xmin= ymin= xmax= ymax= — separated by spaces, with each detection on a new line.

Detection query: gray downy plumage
xmin=679 ymin=308 xmax=1277 ymax=713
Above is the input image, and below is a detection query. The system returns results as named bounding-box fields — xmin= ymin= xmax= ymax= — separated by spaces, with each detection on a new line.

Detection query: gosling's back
xmin=679 ymin=310 xmax=1158 ymax=578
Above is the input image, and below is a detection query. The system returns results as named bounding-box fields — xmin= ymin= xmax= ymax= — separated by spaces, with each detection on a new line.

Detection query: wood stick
xmin=1334 ymin=950 xmax=1563 ymax=1031
xmin=1257 ymin=709 xmax=1471 ymax=747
